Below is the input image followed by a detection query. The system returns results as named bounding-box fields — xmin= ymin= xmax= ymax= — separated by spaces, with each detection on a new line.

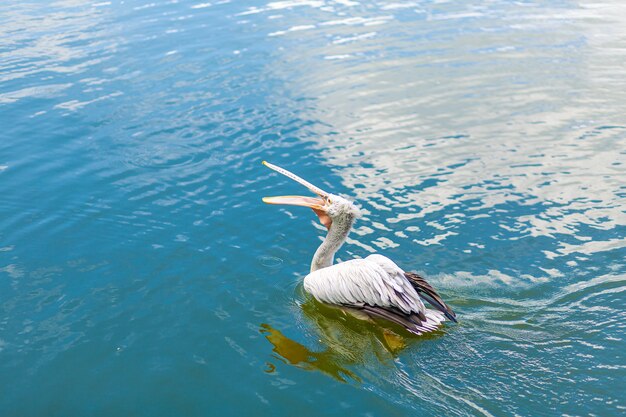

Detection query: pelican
xmin=262 ymin=161 xmax=457 ymax=335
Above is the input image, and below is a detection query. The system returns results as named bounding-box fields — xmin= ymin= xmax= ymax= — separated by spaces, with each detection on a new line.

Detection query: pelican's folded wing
xmin=303 ymin=258 xmax=448 ymax=335
xmin=304 ymin=258 xmax=425 ymax=316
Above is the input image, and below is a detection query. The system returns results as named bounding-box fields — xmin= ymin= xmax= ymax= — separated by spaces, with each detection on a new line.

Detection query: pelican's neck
xmin=310 ymin=214 xmax=354 ymax=272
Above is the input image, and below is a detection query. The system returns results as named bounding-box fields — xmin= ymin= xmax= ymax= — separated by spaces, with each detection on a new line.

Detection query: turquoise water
xmin=1 ymin=0 xmax=625 ymax=415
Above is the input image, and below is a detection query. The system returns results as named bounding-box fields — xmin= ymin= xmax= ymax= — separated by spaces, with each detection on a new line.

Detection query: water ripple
xmin=1 ymin=0 xmax=625 ymax=416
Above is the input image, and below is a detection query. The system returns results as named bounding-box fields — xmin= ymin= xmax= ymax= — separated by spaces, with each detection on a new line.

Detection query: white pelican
xmin=262 ymin=161 xmax=457 ymax=335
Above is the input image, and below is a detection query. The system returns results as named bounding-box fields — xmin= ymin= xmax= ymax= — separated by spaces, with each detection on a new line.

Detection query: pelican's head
xmin=262 ymin=161 xmax=361 ymax=230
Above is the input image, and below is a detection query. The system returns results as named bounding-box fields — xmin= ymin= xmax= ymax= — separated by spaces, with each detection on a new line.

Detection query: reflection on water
xmin=1 ymin=0 xmax=625 ymax=416
xmin=262 ymin=299 xmax=424 ymax=382
xmin=261 ymin=322 xmax=362 ymax=383
xmin=258 ymin=0 xmax=626 ymax=268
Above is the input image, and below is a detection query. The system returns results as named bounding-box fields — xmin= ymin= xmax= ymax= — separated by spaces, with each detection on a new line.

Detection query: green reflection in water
xmin=261 ymin=299 xmax=446 ymax=383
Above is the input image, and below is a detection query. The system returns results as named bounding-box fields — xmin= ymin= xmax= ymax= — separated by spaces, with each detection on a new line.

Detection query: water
xmin=1 ymin=0 xmax=625 ymax=415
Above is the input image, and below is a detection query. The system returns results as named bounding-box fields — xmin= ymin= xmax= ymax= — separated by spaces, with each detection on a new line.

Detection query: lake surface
xmin=1 ymin=0 xmax=625 ymax=415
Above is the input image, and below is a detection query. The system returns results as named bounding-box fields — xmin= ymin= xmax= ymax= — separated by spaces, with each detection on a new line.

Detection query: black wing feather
xmin=357 ymin=304 xmax=438 ymax=335
xmin=404 ymin=272 xmax=458 ymax=323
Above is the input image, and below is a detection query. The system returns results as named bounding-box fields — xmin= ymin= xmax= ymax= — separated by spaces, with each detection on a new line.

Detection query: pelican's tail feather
xmin=404 ymin=272 xmax=458 ymax=323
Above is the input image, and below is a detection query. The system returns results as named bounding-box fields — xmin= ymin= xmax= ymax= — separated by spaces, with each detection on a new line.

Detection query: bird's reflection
xmin=261 ymin=298 xmax=444 ymax=383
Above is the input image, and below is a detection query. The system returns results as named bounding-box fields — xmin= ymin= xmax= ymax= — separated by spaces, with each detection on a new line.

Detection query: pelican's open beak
xmin=262 ymin=195 xmax=325 ymax=210
xmin=262 ymin=161 xmax=332 ymax=229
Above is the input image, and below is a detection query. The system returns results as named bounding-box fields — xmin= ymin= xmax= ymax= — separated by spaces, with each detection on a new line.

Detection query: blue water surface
xmin=1 ymin=1 xmax=625 ymax=416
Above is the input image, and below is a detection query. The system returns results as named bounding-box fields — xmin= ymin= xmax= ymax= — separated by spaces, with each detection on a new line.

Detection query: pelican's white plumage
xmin=263 ymin=161 xmax=456 ymax=335
xmin=304 ymin=255 xmax=447 ymax=334
xmin=304 ymin=255 xmax=424 ymax=315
